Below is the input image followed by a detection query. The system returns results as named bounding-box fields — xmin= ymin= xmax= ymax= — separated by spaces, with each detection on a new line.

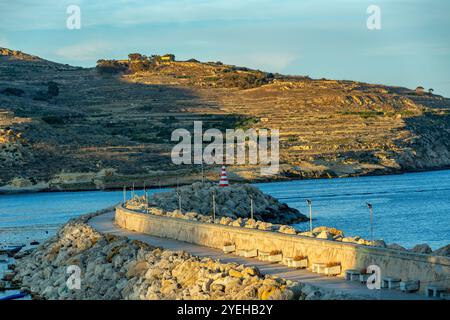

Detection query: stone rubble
xmin=11 ymin=219 xmax=368 ymax=300
xmin=146 ymin=182 xmax=308 ymax=224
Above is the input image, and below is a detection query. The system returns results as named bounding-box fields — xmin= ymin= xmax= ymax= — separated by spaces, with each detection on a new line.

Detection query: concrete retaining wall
xmin=115 ymin=206 xmax=450 ymax=291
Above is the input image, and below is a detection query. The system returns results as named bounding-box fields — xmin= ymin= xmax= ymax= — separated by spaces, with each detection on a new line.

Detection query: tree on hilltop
xmin=128 ymin=53 xmax=144 ymax=61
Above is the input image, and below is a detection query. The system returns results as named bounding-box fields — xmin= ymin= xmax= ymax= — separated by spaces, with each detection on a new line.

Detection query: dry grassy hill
xmin=1 ymin=48 xmax=449 ymax=192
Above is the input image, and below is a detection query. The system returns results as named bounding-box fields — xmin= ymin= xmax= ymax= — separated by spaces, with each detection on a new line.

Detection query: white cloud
xmin=55 ymin=41 xmax=114 ymax=61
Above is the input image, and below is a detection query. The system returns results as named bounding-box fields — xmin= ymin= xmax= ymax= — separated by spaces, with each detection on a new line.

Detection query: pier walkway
xmin=89 ymin=211 xmax=429 ymax=300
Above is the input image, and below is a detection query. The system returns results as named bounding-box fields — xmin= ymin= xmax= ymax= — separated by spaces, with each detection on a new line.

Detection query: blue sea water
xmin=1 ymin=170 xmax=449 ymax=249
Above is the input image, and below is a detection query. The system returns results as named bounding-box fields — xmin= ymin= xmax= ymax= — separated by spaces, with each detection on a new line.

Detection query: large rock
xmin=410 ymin=243 xmax=432 ymax=254
xmin=432 ymin=244 xmax=450 ymax=257
xmin=149 ymin=182 xmax=307 ymax=224
xmin=387 ymin=243 xmax=407 ymax=251
xmin=312 ymin=226 xmax=344 ymax=237
xmin=316 ymin=230 xmax=333 ymax=240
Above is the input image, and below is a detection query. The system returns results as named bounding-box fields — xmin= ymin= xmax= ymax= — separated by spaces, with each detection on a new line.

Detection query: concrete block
xmin=222 ymin=245 xmax=235 ymax=254
xmin=400 ymin=280 xmax=420 ymax=293
xmin=425 ymin=285 xmax=447 ymax=298
xmin=325 ymin=265 xmax=341 ymax=276
xmin=268 ymin=254 xmax=282 ymax=263
xmin=382 ymin=277 xmax=401 ymax=289
xmin=282 ymin=257 xmax=293 ymax=266
xmin=241 ymin=249 xmax=258 ymax=258
xmin=345 ymin=269 xmax=361 ymax=281
xmin=258 ymin=251 xmax=270 ymax=261
xmin=312 ymin=262 xmax=327 ymax=274
xmin=359 ymin=273 xmax=370 ymax=284
xmin=291 ymin=258 xmax=308 ymax=269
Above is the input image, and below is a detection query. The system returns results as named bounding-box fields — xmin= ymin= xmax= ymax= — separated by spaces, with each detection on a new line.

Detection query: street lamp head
xmin=366 ymin=202 xmax=373 ymax=209
xmin=306 ymin=199 xmax=312 ymax=205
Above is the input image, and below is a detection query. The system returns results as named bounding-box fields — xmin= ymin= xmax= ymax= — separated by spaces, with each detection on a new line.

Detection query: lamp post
xmin=145 ymin=190 xmax=149 ymax=214
xmin=143 ymin=181 xmax=146 ymax=202
xmin=212 ymin=191 xmax=216 ymax=221
xmin=306 ymin=199 xmax=313 ymax=233
xmin=367 ymin=202 xmax=374 ymax=242
xmin=250 ymin=195 xmax=254 ymax=220
xmin=176 ymin=190 xmax=182 ymax=213
xmin=123 ymin=185 xmax=126 ymax=204
xmin=201 ymin=160 xmax=205 ymax=185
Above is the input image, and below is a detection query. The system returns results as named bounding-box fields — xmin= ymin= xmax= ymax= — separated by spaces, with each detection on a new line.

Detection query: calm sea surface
xmin=1 ymin=170 xmax=449 ymax=249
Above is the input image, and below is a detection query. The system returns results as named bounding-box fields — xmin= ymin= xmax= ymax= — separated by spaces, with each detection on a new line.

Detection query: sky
xmin=0 ymin=0 xmax=449 ymax=96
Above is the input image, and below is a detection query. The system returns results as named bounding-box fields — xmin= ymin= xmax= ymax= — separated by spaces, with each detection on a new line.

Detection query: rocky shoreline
xmin=7 ymin=213 xmax=367 ymax=300
xmin=3 ymin=166 xmax=450 ymax=195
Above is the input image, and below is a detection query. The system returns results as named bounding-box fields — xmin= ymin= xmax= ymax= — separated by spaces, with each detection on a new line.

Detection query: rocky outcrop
xmin=0 ymin=47 xmax=41 ymax=61
xmin=411 ymin=244 xmax=433 ymax=254
xmin=387 ymin=243 xmax=407 ymax=251
xmin=432 ymin=244 xmax=450 ymax=257
xmin=148 ymin=182 xmax=307 ymax=224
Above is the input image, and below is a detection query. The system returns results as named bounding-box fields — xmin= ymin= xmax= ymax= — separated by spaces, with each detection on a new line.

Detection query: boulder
xmin=316 ymin=230 xmax=333 ymax=240
xmin=278 ymin=225 xmax=297 ymax=235
xmin=258 ymin=285 xmax=283 ymax=300
xmin=410 ymin=243 xmax=432 ymax=254
xmin=12 ymin=218 xmax=303 ymax=301
xmin=313 ymin=226 xmax=344 ymax=237
xmin=432 ymin=244 xmax=450 ymax=257
xmin=148 ymin=182 xmax=307 ymax=224
xmin=229 ymin=269 xmax=243 ymax=278
xmin=387 ymin=243 xmax=407 ymax=251
xmin=126 ymin=261 xmax=150 ymax=278
xmin=370 ymin=240 xmax=386 ymax=248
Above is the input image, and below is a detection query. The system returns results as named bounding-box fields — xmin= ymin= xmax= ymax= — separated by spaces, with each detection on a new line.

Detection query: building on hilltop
xmin=415 ymin=86 xmax=425 ymax=95
xmin=160 ymin=54 xmax=175 ymax=62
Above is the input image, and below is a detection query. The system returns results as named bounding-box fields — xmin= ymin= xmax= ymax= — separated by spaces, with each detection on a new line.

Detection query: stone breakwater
xmin=148 ymin=182 xmax=308 ymax=224
xmin=130 ymin=182 xmax=450 ymax=256
xmin=128 ymin=198 xmax=393 ymax=251
xmin=138 ymin=203 xmax=450 ymax=255
xmin=10 ymin=217 xmax=364 ymax=300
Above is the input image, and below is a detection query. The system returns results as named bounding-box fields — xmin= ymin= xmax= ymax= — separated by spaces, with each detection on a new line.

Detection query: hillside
xmin=1 ymin=48 xmax=450 ymax=192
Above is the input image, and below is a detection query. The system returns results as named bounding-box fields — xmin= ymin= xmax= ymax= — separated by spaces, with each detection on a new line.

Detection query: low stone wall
xmin=115 ymin=206 xmax=450 ymax=291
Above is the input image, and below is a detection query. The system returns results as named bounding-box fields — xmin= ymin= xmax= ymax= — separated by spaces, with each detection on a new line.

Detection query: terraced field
xmin=1 ymin=48 xmax=450 ymax=192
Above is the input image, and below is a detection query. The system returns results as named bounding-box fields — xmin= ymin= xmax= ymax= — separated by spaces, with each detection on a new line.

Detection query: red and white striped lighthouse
xmin=219 ymin=165 xmax=229 ymax=187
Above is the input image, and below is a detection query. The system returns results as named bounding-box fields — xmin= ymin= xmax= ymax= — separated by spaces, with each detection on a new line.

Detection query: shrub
xmin=96 ymin=59 xmax=128 ymax=74
xmin=223 ymin=241 xmax=233 ymax=246
xmin=47 ymin=81 xmax=59 ymax=97
xmin=0 ymin=87 xmax=25 ymax=96
xmin=270 ymin=250 xmax=282 ymax=255
xmin=128 ymin=53 xmax=144 ymax=61
xmin=42 ymin=116 xmax=65 ymax=125
xmin=326 ymin=262 xmax=341 ymax=267
xmin=293 ymin=255 xmax=307 ymax=261
xmin=33 ymin=91 xmax=50 ymax=101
